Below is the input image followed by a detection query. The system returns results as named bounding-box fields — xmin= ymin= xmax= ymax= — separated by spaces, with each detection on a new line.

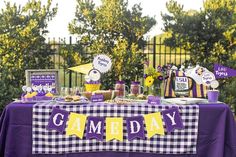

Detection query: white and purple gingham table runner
xmin=32 ymin=102 xmax=199 ymax=154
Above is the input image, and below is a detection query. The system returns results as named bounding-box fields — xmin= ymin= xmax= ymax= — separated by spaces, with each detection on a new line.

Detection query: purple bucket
xmin=207 ymin=90 xmax=219 ymax=103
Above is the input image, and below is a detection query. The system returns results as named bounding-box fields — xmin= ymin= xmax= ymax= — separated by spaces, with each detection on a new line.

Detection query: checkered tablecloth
xmin=32 ymin=101 xmax=199 ymax=154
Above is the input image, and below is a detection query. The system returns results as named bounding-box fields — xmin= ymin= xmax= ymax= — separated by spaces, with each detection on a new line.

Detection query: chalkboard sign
xmin=25 ymin=69 xmax=60 ymax=95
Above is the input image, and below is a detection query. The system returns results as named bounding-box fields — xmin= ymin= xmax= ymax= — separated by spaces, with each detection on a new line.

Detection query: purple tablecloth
xmin=0 ymin=102 xmax=236 ymax=157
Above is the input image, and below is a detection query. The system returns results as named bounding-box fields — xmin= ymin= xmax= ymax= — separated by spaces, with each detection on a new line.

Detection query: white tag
xmin=93 ymin=54 xmax=112 ymax=73
xmin=202 ymin=72 xmax=215 ymax=86
xmin=175 ymin=77 xmax=189 ymax=91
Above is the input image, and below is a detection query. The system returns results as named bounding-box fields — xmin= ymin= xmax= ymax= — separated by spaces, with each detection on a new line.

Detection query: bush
xmin=0 ymin=0 xmax=57 ymax=114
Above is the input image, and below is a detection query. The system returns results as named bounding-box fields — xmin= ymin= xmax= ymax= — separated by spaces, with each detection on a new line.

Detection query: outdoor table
xmin=0 ymin=102 xmax=236 ymax=157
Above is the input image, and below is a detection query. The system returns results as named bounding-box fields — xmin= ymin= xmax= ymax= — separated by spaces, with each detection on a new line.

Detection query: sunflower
xmin=145 ymin=76 xmax=154 ymax=87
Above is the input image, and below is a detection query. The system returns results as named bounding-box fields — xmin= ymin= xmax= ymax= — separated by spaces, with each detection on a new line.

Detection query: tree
xmin=68 ymin=0 xmax=156 ymax=88
xmin=162 ymin=0 xmax=236 ymax=67
xmin=162 ymin=0 xmax=236 ymax=112
xmin=0 ymin=0 xmax=57 ymax=113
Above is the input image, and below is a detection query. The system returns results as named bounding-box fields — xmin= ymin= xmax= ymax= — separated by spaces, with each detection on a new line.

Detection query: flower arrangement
xmin=144 ymin=62 xmax=165 ymax=95
xmin=144 ymin=66 xmax=164 ymax=87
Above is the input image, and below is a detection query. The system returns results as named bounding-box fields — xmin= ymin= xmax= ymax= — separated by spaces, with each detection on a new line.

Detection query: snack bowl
xmin=82 ymin=91 xmax=93 ymax=100
xmin=93 ymin=90 xmax=119 ymax=100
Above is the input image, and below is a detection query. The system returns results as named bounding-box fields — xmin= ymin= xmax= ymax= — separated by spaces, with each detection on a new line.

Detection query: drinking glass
xmin=130 ymin=81 xmax=144 ymax=95
xmin=114 ymin=81 xmax=129 ymax=97
xmin=60 ymin=87 xmax=69 ymax=96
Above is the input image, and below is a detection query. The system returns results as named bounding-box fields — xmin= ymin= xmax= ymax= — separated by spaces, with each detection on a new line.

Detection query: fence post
xmin=69 ymin=36 xmax=72 ymax=88
xmin=153 ymin=36 xmax=156 ymax=68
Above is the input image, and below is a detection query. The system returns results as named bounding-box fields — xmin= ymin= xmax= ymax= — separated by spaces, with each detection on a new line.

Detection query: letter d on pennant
xmin=126 ymin=116 xmax=145 ymax=141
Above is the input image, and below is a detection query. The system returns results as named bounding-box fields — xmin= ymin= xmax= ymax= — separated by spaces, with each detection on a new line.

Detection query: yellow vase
xmin=85 ymin=83 xmax=101 ymax=92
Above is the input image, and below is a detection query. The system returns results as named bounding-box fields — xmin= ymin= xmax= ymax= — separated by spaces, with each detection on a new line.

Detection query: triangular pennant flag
xmin=106 ymin=117 xmax=123 ymax=142
xmin=214 ymin=64 xmax=236 ymax=78
xmin=68 ymin=63 xmax=93 ymax=74
xmin=66 ymin=113 xmax=87 ymax=139
xmin=47 ymin=107 xmax=69 ymax=133
xmin=126 ymin=116 xmax=145 ymax=141
xmin=86 ymin=116 xmax=105 ymax=141
xmin=144 ymin=112 xmax=165 ymax=138
xmin=162 ymin=107 xmax=184 ymax=132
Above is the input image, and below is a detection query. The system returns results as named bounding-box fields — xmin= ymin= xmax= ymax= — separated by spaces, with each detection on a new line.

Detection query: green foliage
xmin=69 ymin=0 xmax=156 ymax=88
xmin=219 ymin=60 xmax=236 ymax=113
xmin=0 ymin=0 xmax=57 ymax=113
xmin=162 ymin=0 xmax=236 ymax=64
xmin=162 ymin=0 xmax=236 ymax=111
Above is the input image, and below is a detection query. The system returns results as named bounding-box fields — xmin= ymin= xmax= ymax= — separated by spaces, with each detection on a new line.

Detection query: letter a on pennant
xmin=106 ymin=117 xmax=123 ymax=142
xmin=144 ymin=112 xmax=165 ymax=138
xmin=47 ymin=107 xmax=69 ymax=133
xmin=86 ymin=116 xmax=105 ymax=141
xmin=66 ymin=113 xmax=87 ymax=139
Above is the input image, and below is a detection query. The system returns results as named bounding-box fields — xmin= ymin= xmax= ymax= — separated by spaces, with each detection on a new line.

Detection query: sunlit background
xmin=0 ymin=0 xmax=203 ymax=38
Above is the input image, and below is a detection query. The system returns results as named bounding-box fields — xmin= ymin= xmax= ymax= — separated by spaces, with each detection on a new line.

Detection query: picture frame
xmin=25 ymin=69 xmax=60 ymax=95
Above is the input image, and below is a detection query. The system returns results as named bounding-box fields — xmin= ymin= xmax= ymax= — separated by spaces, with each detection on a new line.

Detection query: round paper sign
xmin=93 ymin=54 xmax=112 ymax=73
xmin=186 ymin=69 xmax=203 ymax=84
xmin=26 ymin=87 xmax=32 ymax=93
xmin=210 ymin=80 xmax=219 ymax=89
xmin=32 ymin=85 xmax=37 ymax=91
xmin=22 ymin=86 xmax=27 ymax=92
xmin=48 ymin=86 xmax=53 ymax=92
xmin=202 ymin=72 xmax=216 ymax=86
xmin=88 ymin=69 xmax=101 ymax=81
xmin=43 ymin=85 xmax=48 ymax=92
xmin=85 ymin=75 xmax=91 ymax=82
xmin=36 ymin=85 xmax=43 ymax=92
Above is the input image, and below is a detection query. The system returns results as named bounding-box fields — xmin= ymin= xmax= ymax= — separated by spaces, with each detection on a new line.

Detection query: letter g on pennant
xmin=47 ymin=107 xmax=69 ymax=133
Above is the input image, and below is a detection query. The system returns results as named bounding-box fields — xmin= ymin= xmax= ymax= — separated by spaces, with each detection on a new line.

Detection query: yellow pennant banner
xmin=144 ymin=112 xmax=165 ymax=138
xmin=66 ymin=113 xmax=87 ymax=139
xmin=106 ymin=117 xmax=123 ymax=142
xmin=68 ymin=63 xmax=93 ymax=74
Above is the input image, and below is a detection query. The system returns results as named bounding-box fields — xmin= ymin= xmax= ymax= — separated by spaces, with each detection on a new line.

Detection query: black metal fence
xmin=47 ymin=36 xmax=190 ymax=88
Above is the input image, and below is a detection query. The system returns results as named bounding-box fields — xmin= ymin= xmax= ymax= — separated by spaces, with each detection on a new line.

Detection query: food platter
xmin=162 ymin=98 xmax=208 ymax=105
xmin=54 ymin=97 xmax=90 ymax=104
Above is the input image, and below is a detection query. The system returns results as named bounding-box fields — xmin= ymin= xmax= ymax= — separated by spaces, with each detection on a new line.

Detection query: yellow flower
xmin=153 ymin=72 xmax=161 ymax=78
xmin=145 ymin=76 xmax=154 ymax=87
